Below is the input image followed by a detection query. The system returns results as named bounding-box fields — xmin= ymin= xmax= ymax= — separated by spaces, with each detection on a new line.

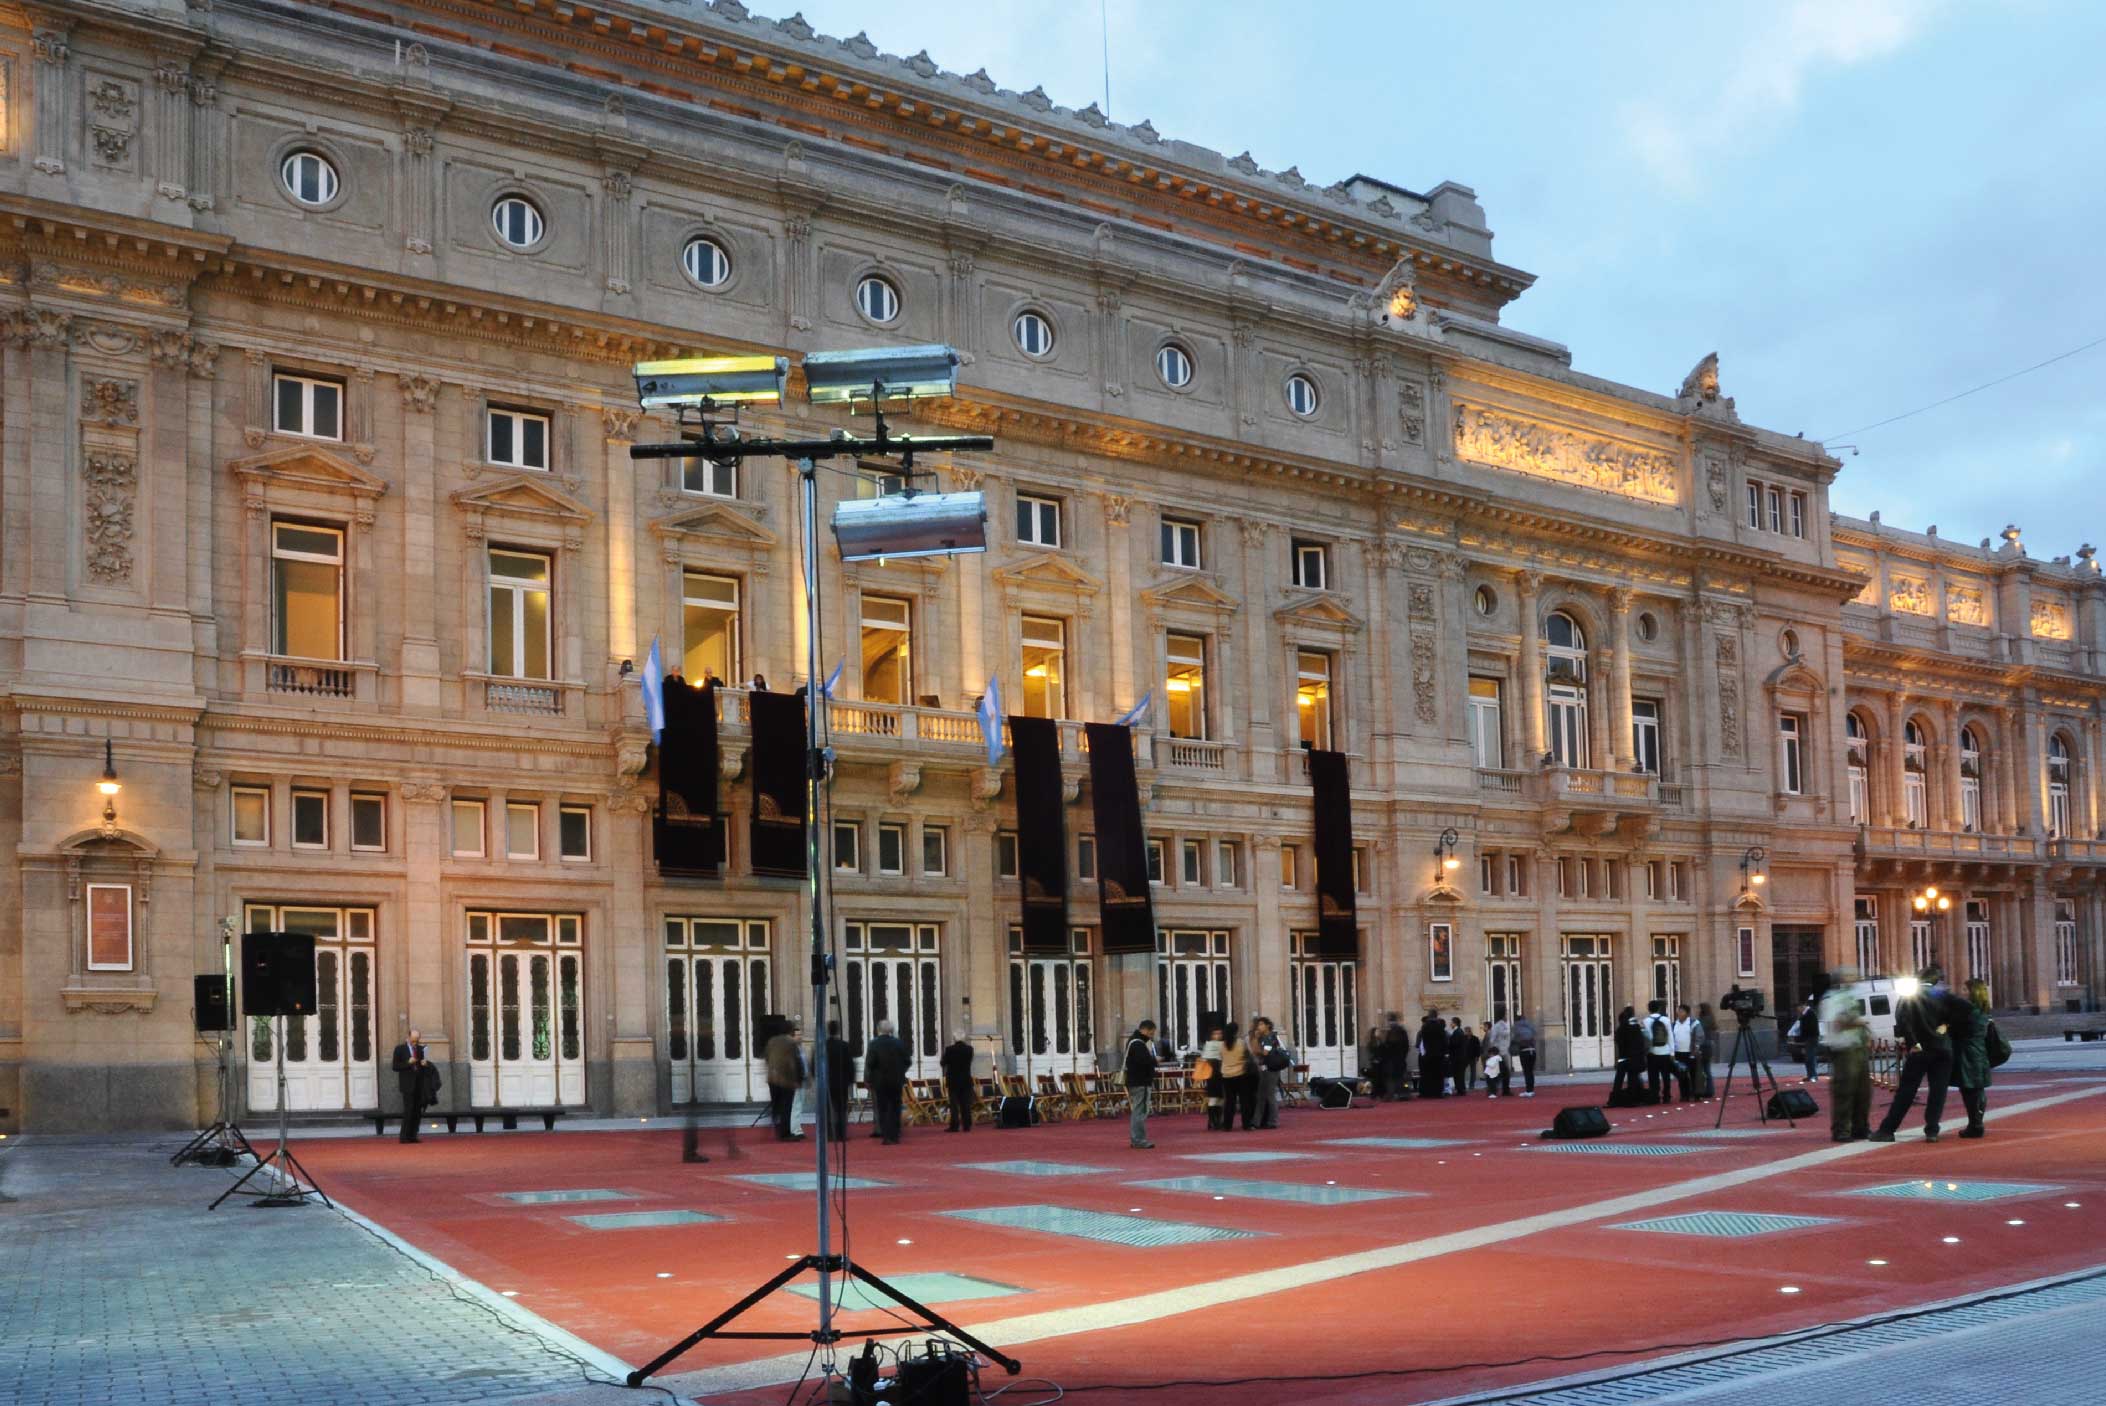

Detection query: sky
xmin=777 ymin=0 xmax=2106 ymax=552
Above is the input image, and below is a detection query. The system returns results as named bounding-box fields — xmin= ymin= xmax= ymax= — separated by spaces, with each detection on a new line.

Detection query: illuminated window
xmin=487 ymin=549 xmax=552 ymax=680
xmin=506 ymin=802 xmax=540 ymax=860
xmin=859 ymin=595 xmax=911 ymax=705
xmin=1296 ymin=649 xmax=1333 ymax=751
xmin=232 ymin=786 xmax=270 ymax=846
xmin=1020 ymin=615 xmax=1066 ymax=719
xmin=451 ymin=798 xmax=486 ymax=857
xmin=1468 ymin=677 xmax=1503 ymax=769
xmin=1165 ymin=633 xmax=1207 ymax=740
xmin=681 ymin=572 xmax=739 ymax=684
xmin=271 ymin=521 xmax=344 ymax=660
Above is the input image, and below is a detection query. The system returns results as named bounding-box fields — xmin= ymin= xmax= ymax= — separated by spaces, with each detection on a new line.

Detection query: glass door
xmin=1289 ymin=931 xmax=1358 ymax=1077
xmin=1560 ymin=934 xmax=1614 ymax=1070
xmin=666 ymin=918 xmax=771 ymax=1103
xmin=1485 ymin=932 xmax=1523 ymax=1026
xmin=244 ymin=905 xmax=378 ymax=1113
xmin=1008 ymin=927 xmax=1096 ymax=1079
xmin=466 ymin=912 xmax=585 ymax=1107
xmin=842 ymin=922 xmax=943 ymax=1079
xmin=1157 ymin=929 xmax=1231 ymax=1057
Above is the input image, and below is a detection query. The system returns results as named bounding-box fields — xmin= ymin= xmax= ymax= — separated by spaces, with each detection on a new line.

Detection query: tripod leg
xmin=272 ymin=1146 xmax=333 ymax=1207
xmin=843 ymin=1262 xmax=1022 ymax=1374
xmin=625 ymin=1255 xmax=825 ymax=1386
xmin=210 ymin=1151 xmax=279 ymax=1210
xmin=171 ymin=1125 xmax=215 ymax=1165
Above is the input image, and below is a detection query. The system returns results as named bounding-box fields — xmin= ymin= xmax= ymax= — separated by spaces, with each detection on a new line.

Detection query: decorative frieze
xmin=1715 ymin=633 xmax=1742 ymax=759
xmin=1452 ymin=403 xmax=1678 ymax=505
xmin=2031 ymin=597 xmax=2073 ymax=641
xmin=1888 ymin=576 xmax=1933 ymax=616
xmin=1946 ymin=584 xmax=1988 ymax=627
xmin=83 ymin=451 xmax=138 ymax=582
xmin=1410 ymin=632 xmax=1437 ymax=723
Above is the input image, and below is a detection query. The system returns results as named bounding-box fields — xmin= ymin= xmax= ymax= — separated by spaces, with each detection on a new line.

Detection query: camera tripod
xmin=1713 ymin=1013 xmax=1797 ymax=1129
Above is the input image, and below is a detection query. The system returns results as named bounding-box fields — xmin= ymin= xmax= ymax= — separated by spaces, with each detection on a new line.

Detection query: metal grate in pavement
xmin=566 ymin=1209 xmax=723 ymax=1230
xmin=730 ymin=1172 xmax=891 ymax=1192
xmin=1522 ymin=1142 xmax=1707 ymax=1157
xmin=1322 ymin=1137 xmax=1471 ymax=1149
xmin=783 ymin=1272 xmax=1026 ymax=1308
xmin=1664 ymin=1129 xmax=1786 ymax=1139
xmin=1607 ymin=1210 xmax=1837 ymax=1238
xmin=498 ymin=1189 xmax=632 ymax=1204
xmin=1840 ymin=1178 xmax=2057 ymax=1203
xmin=940 ymin=1203 xmax=1260 ymax=1248
xmin=1130 ymin=1175 xmax=1414 ymax=1205
xmin=1176 ymin=1150 xmax=1316 ymax=1163
xmin=958 ymin=1160 xmax=1112 ymax=1177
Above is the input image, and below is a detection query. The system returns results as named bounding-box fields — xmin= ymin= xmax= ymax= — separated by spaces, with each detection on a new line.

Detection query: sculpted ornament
xmin=1452 ymin=403 xmax=1678 ymax=505
xmin=2031 ymin=598 xmax=2073 ymax=640
xmin=1410 ymin=632 xmax=1438 ymax=724
xmin=1704 ymin=453 xmax=1729 ymax=515
xmin=85 ymin=378 xmax=139 ymax=425
xmin=1715 ymin=634 xmax=1742 ymax=759
xmin=400 ymin=781 xmax=448 ymax=803
xmin=1946 ymin=585 xmax=1988 ymax=627
xmin=602 ymin=407 xmax=640 ymax=442
xmin=83 ymin=452 xmax=138 ymax=582
xmin=1888 ymin=577 xmax=1933 ymax=617
xmin=399 ymin=374 xmax=440 ymax=413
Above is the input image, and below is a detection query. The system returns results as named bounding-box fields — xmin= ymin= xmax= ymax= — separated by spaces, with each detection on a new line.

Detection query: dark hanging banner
xmin=1008 ymin=714 xmax=1069 ymax=953
xmin=654 ymin=678 xmax=721 ymax=873
xmin=1309 ymin=748 xmax=1359 ymax=958
xmin=1085 ymin=722 xmax=1156 ymax=955
xmin=748 ymin=689 xmax=808 ymax=877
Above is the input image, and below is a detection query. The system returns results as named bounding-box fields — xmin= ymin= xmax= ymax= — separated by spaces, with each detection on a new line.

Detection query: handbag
xmin=1986 ymin=1020 xmax=2012 ymax=1068
xmin=1263 ymin=1045 xmax=1291 ymax=1073
xmin=1191 ymin=1058 xmax=1216 ymax=1084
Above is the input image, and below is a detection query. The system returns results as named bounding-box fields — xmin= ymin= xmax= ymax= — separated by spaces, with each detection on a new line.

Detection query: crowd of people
xmin=1361 ymin=1011 xmax=1545 ymax=1101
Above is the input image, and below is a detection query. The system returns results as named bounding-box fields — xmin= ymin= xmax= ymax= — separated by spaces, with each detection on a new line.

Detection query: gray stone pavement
xmin=0 ymin=1134 xmax=655 ymax=1406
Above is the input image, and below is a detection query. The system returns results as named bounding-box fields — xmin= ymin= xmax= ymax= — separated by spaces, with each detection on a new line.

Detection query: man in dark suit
xmin=940 ymin=1030 xmax=977 ymax=1132
xmin=863 ymin=1020 xmax=912 ymax=1145
xmin=824 ymin=1020 xmax=854 ymax=1140
xmin=390 ymin=1029 xmax=438 ymax=1143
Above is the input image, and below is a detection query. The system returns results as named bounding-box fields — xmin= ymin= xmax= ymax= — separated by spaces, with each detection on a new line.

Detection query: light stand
xmin=212 ymin=1014 xmax=331 ymax=1210
xmin=624 ymin=353 xmax=1017 ymax=1391
xmin=1713 ymin=1009 xmax=1794 ymax=1130
xmin=173 ymin=921 xmax=255 ymax=1169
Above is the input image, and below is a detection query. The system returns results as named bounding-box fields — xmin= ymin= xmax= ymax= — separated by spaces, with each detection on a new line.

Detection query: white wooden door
xmin=1157 ymin=930 xmax=1231 ymax=1056
xmin=1289 ymin=959 xmax=1357 ymax=1078
xmin=244 ymin=908 xmax=378 ymax=1113
xmin=1009 ymin=957 xmax=1094 ymax=1079
xmin=1561 ymin=935 xmax=1614 ymax=1070
xmin=843 ymin=946 xmax=944 ymax=1079
xmin=669 ymin=951 xmax=770 ymax=1103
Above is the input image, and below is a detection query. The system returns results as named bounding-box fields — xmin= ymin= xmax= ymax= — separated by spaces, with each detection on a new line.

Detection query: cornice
xmin=198 ymin=705 xmax=622 ymax=758
xmin=4 ymin=691 xmax=207 ymax=726
xmin=1843 ymin=641 xmax=2105 ymax=700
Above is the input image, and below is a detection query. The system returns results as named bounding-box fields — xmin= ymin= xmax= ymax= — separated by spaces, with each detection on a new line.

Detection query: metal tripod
xmin=211 ymin=1022 xmax=331 ymax=1209
xmin=170 ymin=1027 xmax=254 ymax=1168
xmin=1713 ymin=1015 xmax=1796 ymax=1129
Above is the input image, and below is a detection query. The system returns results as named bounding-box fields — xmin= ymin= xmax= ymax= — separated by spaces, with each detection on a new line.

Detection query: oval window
xmin=492 ymin=196 xmax=544 ymax=250
xmin=1156 ymin=342 xmax=1194 ymax=388
xmin=1635 ymin=612 xmax=1658 ymax=642
xmin=1285 ymin=372 xmax=1320 ymax=417
xmin=1473 ymin=585 xmax=1497 ymax=618
xmin=855 ymin=274 xmax=900 ymax=324
xmin=1013 ymin=310 xmax=1055 ymax=358
xmin=681 ymin=237 xmax=731 ymax=288
xmin=281 ymin=150 xmax=340 ymax=207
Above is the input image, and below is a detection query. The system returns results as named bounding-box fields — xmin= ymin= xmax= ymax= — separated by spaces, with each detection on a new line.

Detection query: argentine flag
xmin=641 ymin=637 xmax=666 ymax=742
xmin=820 ymin=658 xmax=844 ymax=699
xmin=1116 ymin=690 xmax=1153 ymax=729
xmin=977 ymin=675 xmax=1003 ymax=768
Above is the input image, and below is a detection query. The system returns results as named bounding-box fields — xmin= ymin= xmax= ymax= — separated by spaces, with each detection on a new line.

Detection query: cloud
xmin=1619 ymin=0 xmax=1936 ymax=192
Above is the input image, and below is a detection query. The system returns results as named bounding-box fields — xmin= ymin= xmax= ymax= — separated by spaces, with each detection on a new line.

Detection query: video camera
xmin=1720 ymin=986 xmax=1767 ymax=1023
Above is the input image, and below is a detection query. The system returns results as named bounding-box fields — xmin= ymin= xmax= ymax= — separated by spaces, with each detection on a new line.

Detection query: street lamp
xmin=1739 ymin=845 xmax=1767 ymax=898
xmin=1435 ymin=827 xmax=1461 ymax=883
xmin=97 ymin=737 xmax=121 ymax=834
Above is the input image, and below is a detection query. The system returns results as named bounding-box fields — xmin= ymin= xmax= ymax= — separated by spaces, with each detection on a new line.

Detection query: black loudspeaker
xmin=1768 ymin=1089 xmax=1819 ymax=1120
xmin=998 ymin=1095 xmax=1037 ymax=1129
xmin=1545 ymin=1105 xmax=1611 ymax=1140
xmin=1309 ymin=1076 xmax=1356 ymax=1109
xmin=240 ymin=932 xmax=317 ymax=1017
xmin=754 ymin=1013 xmax=792 ymax=1048
xmin=193 ymin=974 xmax=231 ymax=1032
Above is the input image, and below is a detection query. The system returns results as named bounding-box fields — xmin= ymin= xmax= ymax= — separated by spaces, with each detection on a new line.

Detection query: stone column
xmin=2016 ymin=702 xmax=2047 ymax=835
xmin=150 ymin=58 xmax=192 ymax=206
xmin=401 ymin=125 xmax=436 ymax=258
xmin=1517 ymin=571 xmax=1546 ymax=762
xmin=400 ymin=782 xmax=450 ymax=1050
xmin=1885 ymin=692 xmax=1909 ymax=828
xmin=1609 ymin=588 xmax=1635 ymax=770
xmin=30 ymin=20 xmax=72 ymax=179
xmin=397 ymin=375 xmax=442 ymax=708
xmin=1104 ymin=493 xmax=1134 ymax=719
xmin=1252 ymin=836 xmax=1285 ymax=1021
xmin=607 ymin=789 xmax=655 ymax=1115
xmin=600 ymin=169 xmax=635 ymax=298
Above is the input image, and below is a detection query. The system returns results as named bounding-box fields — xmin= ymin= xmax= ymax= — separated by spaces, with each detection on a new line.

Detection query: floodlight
xmin=632 ymin=355 xmax=787 ymax=409
xmin=802 ymin=344 xmax=959 ymax=404
xmin=1894 ymin=975 xmax=1922 ymax=998
xmin=832 ymin=491 xmax=986 ymax=562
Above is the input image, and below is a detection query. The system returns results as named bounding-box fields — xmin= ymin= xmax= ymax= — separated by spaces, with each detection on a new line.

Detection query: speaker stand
xmin=211 ymin=1026 xmax=331 ymax=1209
xmin=1713 ymin=1018 xmax=1795 ymax=1130
xmin=173 ymin=1030 xmax=256 ymax=1168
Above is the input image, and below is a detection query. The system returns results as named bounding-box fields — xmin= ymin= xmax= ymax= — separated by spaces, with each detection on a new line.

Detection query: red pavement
xmin=280 ymin=1075 xmax=2106 ymax=1405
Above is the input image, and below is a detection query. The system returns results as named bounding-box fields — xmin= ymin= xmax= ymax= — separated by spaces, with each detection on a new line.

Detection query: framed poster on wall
xmin=87 ymin=883 xmax=133 ymax=971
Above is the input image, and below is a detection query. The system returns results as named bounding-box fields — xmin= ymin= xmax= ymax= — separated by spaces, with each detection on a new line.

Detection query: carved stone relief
xmin=83 ymin=452 xmax=137 ymax=582
xmin=1715 ymin=634 xmax=1742 ymax=759
xmin=1945 ymin=584 xmax=1988 ymax=627
xmin=84 ymin=378 xmax=138 ymax=426
xmin=2031 ymin=597 xmax=2073 ymax=640
xmin=1703 ymin=451 xmax=1728 ymax=515
xmin=1888 ymin=576 xmax=1933 ymax=616
xmin=1410 ymin=632 xmax=1437 ymax=724
xmin=88 ymin=76 xmax=138 ymax=172
xmin=1407 ymin=582 xmax=1434 ymax=620
xmin=1452 ymin=403 xmax=1678 ymax=505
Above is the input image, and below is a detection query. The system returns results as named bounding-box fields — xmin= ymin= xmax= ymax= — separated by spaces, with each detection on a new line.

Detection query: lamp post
xmin=97 ymin=737 xmax=121 ymax=836
xmin=1738 ymin=845 xmax=1767 ymax=900
xmin=1909 ymin=883 xmax=1952 ymax=972
xmin=1435 ymin=827 xmax=1461 ymax=884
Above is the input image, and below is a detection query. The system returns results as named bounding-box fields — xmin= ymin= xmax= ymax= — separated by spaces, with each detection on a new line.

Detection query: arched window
xmin=1959 ymin=725 xmax=1984 ymax=832
xmin=2048 ymin=733 xmax=2074 ymax=838
xmin=1846 ymin=712 xmax=1871 ymax=825
xmin=1544 ymin=611 xmax=1588 ymax=769
xmin=1902 ymin=719 xmax=1929 ymax=827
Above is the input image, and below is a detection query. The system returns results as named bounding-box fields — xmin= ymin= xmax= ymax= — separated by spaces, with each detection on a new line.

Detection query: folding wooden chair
xmin=1083 ymin=1070 xmax=1129 ymax=1117
xmin=1059 ymin=1072 xmax=1096 ymax=1118
xmin=973 ymin=1075 xmax=1002 ymax=1125
xmin=1279 ymin=1064 xmax=1312 ymax=1108
xmin=1034 ymin=1073 xmax=1073 ymax=1122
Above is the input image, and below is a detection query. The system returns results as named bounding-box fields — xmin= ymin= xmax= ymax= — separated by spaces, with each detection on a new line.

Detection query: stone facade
xmin=0 ymin=0 xmax=2099 ymax=1131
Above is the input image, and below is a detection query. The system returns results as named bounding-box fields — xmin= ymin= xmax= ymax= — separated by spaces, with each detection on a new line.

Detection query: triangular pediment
xmin=992 ymin=552 xmax=1103 ymax=596
xmin=1140 ymin=573 xmax=1240 ymax=615
xmin=650 ymin=501 xmax=777 ymax=548
xmin=229 ymin=444 xmax=389 ymax=499
xmin=450 ymin=474 xmax=592 ymax=525
xmin=1274 ymin=590 xmax=1363 ymax=633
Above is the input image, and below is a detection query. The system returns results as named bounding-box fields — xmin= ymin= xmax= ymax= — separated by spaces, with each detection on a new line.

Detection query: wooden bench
xmin=2065 ymin=1028 xmax=2104 ymax=1042
xmin=370 ymin=1108 xmax=566 ymax=1135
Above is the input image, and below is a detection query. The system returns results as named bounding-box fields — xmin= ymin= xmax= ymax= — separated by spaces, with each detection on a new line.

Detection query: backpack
xmin=1647 ymin=1017 xmax=1670 ymax=1051
xmin=1986 ymin=1020 xmax=2012 ymax=1068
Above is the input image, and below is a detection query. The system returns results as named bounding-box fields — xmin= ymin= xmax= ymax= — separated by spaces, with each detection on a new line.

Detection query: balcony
xmin=244 ymin=652 xmax=378 ymax=704
xmin=1162 ymin=737 xmax=1230 ymax=772
xmin=487 ymin=681 xmax=562 ymax=715
xmin=1856 ymin=826 xmax=2042 ymax=862
xmin=1476 ymin=764 xmax=1663 ymax=840
xmin=2049 ymin=837 xmax=2106 ymax=865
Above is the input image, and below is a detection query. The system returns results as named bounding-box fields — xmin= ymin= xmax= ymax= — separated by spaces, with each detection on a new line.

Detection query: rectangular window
xmin=1632 ymin=698 xmax=1662 ymax=776
xmin=1352 ymin=845 xmax=1370 ymax=894
xmin=1291 ymin=540 xmax=1328 ymax=590
xmin=273 ymin=372 xmax=342 ymax=440
xmin=1766 ymin=486 xmax=1783 ymax=534
xmin=1849 ymin=764 xmax=1869 ymax=824
xmin=487 ymin=548 xmax=552 ymax=680
xmin=681 ymin=455 xmax=737 ymax=499
xmin=860 ymin=595 xmax=912 ymax=705
xmin=1669 ymin=861 xmax=1686 ymax=902
xmin=1468 ymin=677 xmax=1503 ymax=769
xmin=1074 ymin=834 xmax=1095 ymax=881
xmin=1789 ymin=491 xmax=1807 ymax=539
xmin=1147 ymin=837 xmax=1166 ymax=885
xmin=1016 ymin=493 xmax=1062 ymax=547
xmin=1428 ymin=921 xmax=1454 ymax=982
xmin=1904 ymin=771 xmax=1927 ymax=827
xmin=1746 ymin=482 xmax=1762 ymax=530
xmin=291 ymin=788 xmax=328 ymax=849
xmin=232 ymin=785 xmax=270 ymax=846
xmin=997 ymin=831 xmax=1019 ymax=879
xmin=1737 ymin=925 xmax=1756 ymax=978
xmin=833 ymin=821 xmax=861 ymax=874
xmin=1603 ymin=860 xmax=1623 ymax=901
xmin=1181 ymin=839 xmax=1203 ymax=886
xmin=350 ymin=792 xmax=386 ymax=852
xmin=1297 ymin=650 xmax=1334 ymax=751
xmin=1778 ymin=713 xmax=1805 ymax=795
xmin=1480 ymin=853 xmax=1496 ymax=896
xmin=1280 ymin=843 xmax=1299 ymax=890
xmin=1215 ymin=840 xmax=1239 ymax=888
xmin=486 ymin=406 xmax=550 ymax=470
xmin=451 ymin=798 xmax=486 ymax=857
xmin=681 ymin=572 xmax=740 ymax=685
xmin=1020 ymin=615 xmax=1066 ymax=719
xmin=558 ymin=805 xmax=591 ymax=861
xmin=1166 ymin=632 xmax=1208 ymax=740
xmin=922 ymin=825 xmax=949 ymax=877
xmin=271 ymin=521 xmax=345 ymax=661
xmin=505 ymin=801 xmax=539 ymax=860
xmin=1506 ymin=854 xmax=1526 ymax=896
xmin=1855 ymin=896 xmax=1881 ymax=973
xmin=2056 ymin=900 xmax=2079 ymax=985
xmin=878 ymin=822 xmax=906 ymax=876
xmin=86 ymin=883 xmax=133 ymax=971
xmin=1645 ymin=859 xmax=1663 ymax=900
xmin=1160 ymin=516 xmax=1202 ymax=569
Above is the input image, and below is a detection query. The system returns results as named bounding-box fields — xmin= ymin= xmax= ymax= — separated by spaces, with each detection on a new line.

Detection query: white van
xmin=1817 ymin=978 xmax=1901 ymax=1044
